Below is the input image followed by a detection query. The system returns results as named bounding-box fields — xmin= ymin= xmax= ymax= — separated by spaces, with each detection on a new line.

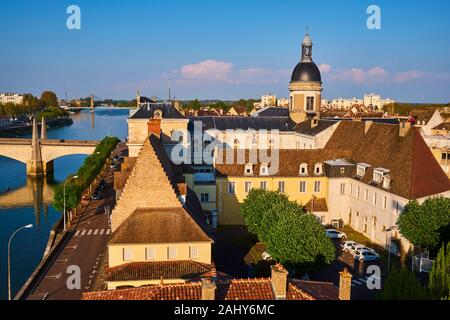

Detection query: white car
xmin=349 ymin=244 xmax=376 ymax=257
xmin=341 ymin=240 xmax=358 ymax=252
xmin=325 ymin=229 xmax=347 ymax=239
xmin=354 ymin=249 xmax=380 ymax=262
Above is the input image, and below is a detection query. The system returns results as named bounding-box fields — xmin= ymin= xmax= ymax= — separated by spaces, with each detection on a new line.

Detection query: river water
xmin=0 ymin=108 xmax=129 ymax=300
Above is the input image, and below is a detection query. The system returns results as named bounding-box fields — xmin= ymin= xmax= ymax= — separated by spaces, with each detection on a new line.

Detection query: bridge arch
xmin=41 ymin=145 xmax=97 ymax=163
xmin=0 ymin=145 xmax=30 ymax=164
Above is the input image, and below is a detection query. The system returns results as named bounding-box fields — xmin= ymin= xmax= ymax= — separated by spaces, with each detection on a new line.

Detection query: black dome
xmin=291 ymin=62 xmax=321 ymax=82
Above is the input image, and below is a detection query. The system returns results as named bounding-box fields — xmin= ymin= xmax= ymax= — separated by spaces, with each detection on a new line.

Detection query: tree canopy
xmin=397 ymin=197 xmax=450 ymax=250
xmin=429 ymin=242 xmax=450 ymax=300
xmin=40 ymin=91 xmax=58 ymax=108
xmin=241 ymin=189 xmax=335 ymax=271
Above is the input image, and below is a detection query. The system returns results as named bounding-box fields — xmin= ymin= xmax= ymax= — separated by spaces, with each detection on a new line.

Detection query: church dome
xmin=291 ymin=62 xmax=321 ymax=82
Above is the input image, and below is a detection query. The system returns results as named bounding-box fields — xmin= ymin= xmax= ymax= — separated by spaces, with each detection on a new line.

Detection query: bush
xmin=53 ymin=136 xmax=119 ymax=212
xmin=377 ymin=267 xmax=428 ymax=300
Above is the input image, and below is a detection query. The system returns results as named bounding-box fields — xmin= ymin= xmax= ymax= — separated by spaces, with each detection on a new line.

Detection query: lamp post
xmin=63 ymin=175 xmax=79 ymax=231
xmin=8 ymin=224 xmax=33 ymax=300
xmin=385 ymin=225 xmax=398 ymax=273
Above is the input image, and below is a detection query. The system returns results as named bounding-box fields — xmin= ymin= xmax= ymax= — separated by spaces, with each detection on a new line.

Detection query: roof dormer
xmin=299 ymin=163 xmax=308 ymax=176
xmin=314 ymin=163 xmax=323 ymax=176
xmin=260 ymin=163 xmax=269 ymax=176
xmin=244 ymin=163 xmax=254 ymax=176
xmin=356 ymin=163 xmax=371 ymax=177
xmin=373 ymin=167 xmax=390 ymax=184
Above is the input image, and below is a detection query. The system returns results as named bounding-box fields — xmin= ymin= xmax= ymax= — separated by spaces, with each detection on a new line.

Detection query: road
xmin=24 ymin=144 xmax=126 ymax=300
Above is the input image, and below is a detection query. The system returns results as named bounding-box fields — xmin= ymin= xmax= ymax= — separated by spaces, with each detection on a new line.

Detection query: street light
xmin=385 ymin=225 xmax=398 ymax=273
xmin=8 ymin=224 xmax=33 ymax=300
xmin=63 ymin=175 xmax=79 ymax=231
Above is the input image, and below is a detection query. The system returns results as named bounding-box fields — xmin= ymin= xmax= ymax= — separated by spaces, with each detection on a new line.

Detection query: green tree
xmin=429 ymin=242 xmax=450 ymax=299
xmin=377 ymin=267 xmax=428 ymax=300
xmin=397 ymin=197 xmax=450 ymax=250
xmin=40 ymin=91 xmax=58 ymax=108
xmin=241 ymin=189 xmax=335 ymax=271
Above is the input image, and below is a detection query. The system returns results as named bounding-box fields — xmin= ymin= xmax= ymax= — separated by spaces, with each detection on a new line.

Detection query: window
xmin=306 ymin=96 xmax=314 ymax=111
xmin=260 ymin=164 xmax=269 ymax=176
xmin=364 ymin=189 xmax=369 ymax=202
xmin=145 ymin=247 xmax=155 ymax=261
xmin=168 ymin=247 xmax=177 ymax=260
xmin=278 ymin=181 xmax=285 ymax=193
xmin=123 ymin=248 xmax=133 ymax=261
xmin=299 ymin=163 xmax=308 ymax=176
xmin=314 ymin=181 xmax=321 ymax=193
xmin=356 ymin=166 xmax=365 ymax=177
xmin=189 ymin=246 xmax=198 ymax=259
xmin=373 ymin=171 xmax=383 ymax=183
xmin=244 ymin=164 xmax=253 ymax=176
xmin=383 ymin=196 xmax=388 ymax=210
xmin=228 ymin=182 xmax=236 ymax=194
xmin=357 ymin=186 xmax=360 ymax=198
xmin=200 ymin=193 xmax=209 ymax=203
xmin=299 ymin=181 xmax=306 ymax=193
xmin=245 ymin=181 xmax=252 ymax=193
xmin=340 ymin=183 xmax=346 ymax=195
xmin=340 ymin=167 xmax=345 ymax=174
xmin=260 ymin=181 xmax=267 ymax=190
xmin=373 ymin=193 xmax=377 ymax=206
xmin=314 ymin=163 xmax=323 ymax=175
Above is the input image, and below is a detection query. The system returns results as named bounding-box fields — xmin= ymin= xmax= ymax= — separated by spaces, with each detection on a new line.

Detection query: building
xmin=260 ymin=93 xmax=277 ymax=107
xmin=289 ymin=32 xmax=322 ymax=123
xmin=322 ymin=94 xmax=394 ymax=111
xmin=0 ymin=93 xmax=24 ymax=105
xmin=83 ymin=265 xmax=352 ymax=301
xmin=363 ymin=93 xmax=394 ymax=110
xmin=0 ymin=115 xmax=12 ymax=127
xmin=277 ymin=98 xmax=289 ymax=108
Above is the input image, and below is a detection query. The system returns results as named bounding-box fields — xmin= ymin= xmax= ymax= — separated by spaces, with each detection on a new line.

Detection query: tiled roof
xmin=304 ymin=198 xmax=328 ymax=212
xmin=109 ymin=207 xmax=213 ymax=244
xmin=324 ymin=121 xmax=450 ymax=199
xmin=214 ymin=149 xmax=352 ymax=177
xmin=105 ymin=261 xmax=216 ymax=282
xmin=288 ymin=279 xmax=339 ymax=300
xmin=82 ymin=278 xmax=340 ymax=300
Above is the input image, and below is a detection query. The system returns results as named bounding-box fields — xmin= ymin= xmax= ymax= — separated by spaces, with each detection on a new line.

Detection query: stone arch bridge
xmin=0 ymin=117 xmax=98 ymax=176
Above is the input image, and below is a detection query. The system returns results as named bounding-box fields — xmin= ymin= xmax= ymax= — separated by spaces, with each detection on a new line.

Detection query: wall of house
xmin=108 ymin=242 xmax=212 ymax=267
xmin=216 ymin=176 xmax=329 ymax=225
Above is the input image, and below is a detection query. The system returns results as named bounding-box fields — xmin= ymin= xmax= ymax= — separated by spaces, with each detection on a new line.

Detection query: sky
xmin=0 ymin=0 xmax=449 ymax=102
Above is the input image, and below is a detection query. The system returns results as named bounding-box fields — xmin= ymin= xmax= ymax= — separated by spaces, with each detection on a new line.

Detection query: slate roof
xmin=432 ymin=122 xmax=450 ymax=131
xmin=109 ymin=207 xmax=213 ymax=245
xmin=252 ymin=106 xmax=289 ymax=117
xmin=82 ymin=278 xmax=339 ymax=300
xmin=130 ymin=103 xmax=184 ymax=119
xmin=105 ymin=261 xmax=218 ymax=282
xmin=324 ymin=121 xmax=450 ymax=199
xmin=187 ymin=116 xmax=297 ymax=132
xmin=294 ymin=118 xmax=338 ymax=136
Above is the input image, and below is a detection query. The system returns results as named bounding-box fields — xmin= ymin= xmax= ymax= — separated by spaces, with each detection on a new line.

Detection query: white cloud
xmin=180 ymin=60 xmax=233 ymax=81
xmin=318 ymin=63 xmax=331 ymax=73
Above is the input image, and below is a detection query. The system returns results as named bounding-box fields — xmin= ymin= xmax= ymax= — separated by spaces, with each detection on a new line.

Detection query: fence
xmin=413 ymin=250 xmax=434 ymax=273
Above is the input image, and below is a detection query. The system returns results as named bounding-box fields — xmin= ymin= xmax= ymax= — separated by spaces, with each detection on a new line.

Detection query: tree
xmin=397 ymin=197 xmax=450 ymax=250
xmin=40 ymin=91 xmax=58 ymax=108
xmin=377 ymin=267 xmax=428 ymax=300
xmin=241 ymin=189 xmax=335 ymax=271
xmin=429 ymin=242 xmax=450 ymax=299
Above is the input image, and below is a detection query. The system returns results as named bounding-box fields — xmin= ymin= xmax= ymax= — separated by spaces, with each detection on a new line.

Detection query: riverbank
xmin=0 ymin=116 xmax=73 ymax=138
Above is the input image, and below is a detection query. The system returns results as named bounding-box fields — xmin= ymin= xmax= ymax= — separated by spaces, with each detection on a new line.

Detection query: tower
xmin=90 ymin=95 xmax=94 ymax=112
xmin=289 ymin=29 xmax=323 ymax=123
xmin=40 ymin=117 xmax=47 ymax=140
xmin=136 ymin=89 xmax=141 ymax=108
xmin=27 ymin=117 xmax=44 ymax=176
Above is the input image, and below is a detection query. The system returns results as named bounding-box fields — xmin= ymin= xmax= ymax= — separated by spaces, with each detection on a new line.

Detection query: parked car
xmin=341 ymin=240 xmax=359 ymax=252
xmin=354 ymin=249 xmax=380 ymax=262
xmin=325 ymin=229 xmax=347 ymax=239
xmin=349 ymin=244 xmax=376 ymax=257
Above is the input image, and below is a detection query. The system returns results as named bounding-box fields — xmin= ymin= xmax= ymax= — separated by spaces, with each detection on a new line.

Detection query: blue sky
xmin=0 ymin=0 xmax=449 ymax=102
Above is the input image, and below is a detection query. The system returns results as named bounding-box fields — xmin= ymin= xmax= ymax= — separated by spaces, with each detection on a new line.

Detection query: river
xmin=0 ymin=108 xmax=129 ymax=300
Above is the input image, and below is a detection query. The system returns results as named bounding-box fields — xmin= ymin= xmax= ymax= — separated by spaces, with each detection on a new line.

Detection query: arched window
xmin=314 ymin=163 xmax=323 ymax=175
xmin=299 ymin=163 xmax=308 ymax=176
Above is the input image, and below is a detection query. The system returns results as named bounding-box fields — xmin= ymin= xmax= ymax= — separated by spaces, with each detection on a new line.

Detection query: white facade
xmin=0 ymin=93 xmax=24 ymax=105
xmin=323 ymin=93 xmax=394 ymax=110
xmin=363 ymin=93 xmax=394 ymax=110
xmin=261 ymin=94 xmax=277 ymax=107
xmin=277 ymin=98 xmax=289 ymax=107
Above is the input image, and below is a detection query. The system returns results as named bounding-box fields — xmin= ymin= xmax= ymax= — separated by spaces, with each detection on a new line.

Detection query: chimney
xmin=270 ymin=264 xmax=288 ymax=300
xmin=311 ymin=117 xmax=319 ymax=128
xmin=364 ymin=120 xmax=373 ymax=134
xmin=219 ymin=108 xmax=224 ymax=116
xmin=338 ymin=268 xmax=352 ymax=300
xmin=201 ymin=278 xmax=216 ymax=300
xmin=147 ymin=119 xmax=161 ymax=138
xmin=399 ymin=121 xmax=411 ymax=137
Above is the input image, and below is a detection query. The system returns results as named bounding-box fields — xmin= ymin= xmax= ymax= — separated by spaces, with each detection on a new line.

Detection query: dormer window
xmin=244 ymin=163 xmax=254 ymax=176
xmin=356 ymin=163 xmax=371 ymax=177
xmin=260 ymin=163 xmax=269 ymax=176
xmin=373 ymin=168 xmax=390 ymax=185
xmin=314 ymin=163 xmax=323 ymax=175
xmin=299 ymin=163 xmax=308 ymax=176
